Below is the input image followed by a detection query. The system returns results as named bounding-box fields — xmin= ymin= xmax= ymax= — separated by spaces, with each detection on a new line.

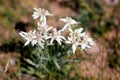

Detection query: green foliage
xmin=22 ymin=42 xmax=81 ymax=80
xmin=75 ymin=10 xmax=90 ymax=28
xmin=0 ymin=0 xmax=30 ymax=36
xmin=74 ymin=0 xmax=115 ymax=36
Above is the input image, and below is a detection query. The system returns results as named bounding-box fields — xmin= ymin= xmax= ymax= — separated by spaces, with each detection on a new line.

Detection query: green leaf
xmin=25 ymin=59 xmax=36 ymax=66
xmin=52 ymin=57 xmax=61 ymax=70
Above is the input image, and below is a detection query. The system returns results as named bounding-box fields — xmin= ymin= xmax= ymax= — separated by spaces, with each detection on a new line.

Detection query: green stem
xmin=49 ymin=72 xmax=54 ymax=80
xmin=50 ymin=45 xmax=53 ymax=57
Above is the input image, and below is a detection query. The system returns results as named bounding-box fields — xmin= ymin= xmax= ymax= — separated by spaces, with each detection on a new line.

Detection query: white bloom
xmin=66 ymin=27 xmax=94 ymax=53
xmin=37 ymin=22 xmax=53 ymax=38
xmin=60 ymin=17 xmax=78 ymax=31
xmin=80 ymin=33 xmax=94 ymax=50
xmin=66 ymin=28 xmax=84 ymax=54
xmin=32 ymin=8 xmax=53 ymax=25
xmin=19 ymin=30 xmax=36 ymax=46
xmin=49 ymin=28 xmax=66 ymax=45
xmin=69 ymin=27 xmax=85 ymax=37
xmin=34 ymin=31 xmax=45 ymax=49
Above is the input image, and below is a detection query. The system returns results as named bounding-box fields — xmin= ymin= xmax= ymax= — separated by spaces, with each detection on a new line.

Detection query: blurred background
xmin=0 ymin=0 xmax=120 ymax=80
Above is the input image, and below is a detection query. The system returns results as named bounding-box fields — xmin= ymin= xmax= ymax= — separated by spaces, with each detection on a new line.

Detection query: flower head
xmin=19 ymin=30 xmax=36 ymax=46
xmin=37 ymin=22 xmax=53 ymax=38
xmin=60 ymin=17 xmax=78 ymax=31
xmin=32 ymin=8 xmax=53 ymax=25
xmin=80 ymin=33 xmax=94 ymax=50
xmin=66 ymin=28 xmax=84 ymax=54
xmin=34 ymin=31 xmax=45 ymax=49
xmin=49 ymin=28 xmax=66 ymax=45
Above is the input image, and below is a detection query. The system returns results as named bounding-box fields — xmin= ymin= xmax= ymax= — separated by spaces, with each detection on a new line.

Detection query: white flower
xmin=37 ymin=22 xmax=53 ymax=38
xmin=66 ymin=28 xmax=84 ymax=54
xmin=19 ymin=30 xmax=36 ymax=46
xmin=80 ymin=33 xmax=94 ymax=50
xmin=34 ymin=31 xmax=45 ymax=49
xmin=66 ymin=27 xmax=94 ymax=53
xmin=60 ymin=17 xmax=78 ymax=31
xmin=49 ymin=28 xmax=66 ymax=45
xmin=32 ymin=8 xmax=53 ymax=25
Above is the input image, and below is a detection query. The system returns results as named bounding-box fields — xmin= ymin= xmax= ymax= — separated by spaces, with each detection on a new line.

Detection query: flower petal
xmin=72 ymin=44 xmax=77 ymax=54
xmin=24 ymin=40 xmax=31 ymax=46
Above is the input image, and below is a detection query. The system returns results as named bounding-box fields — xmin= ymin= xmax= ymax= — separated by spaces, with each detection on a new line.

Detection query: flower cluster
xmin=19 ymin=8 xmax=94 ymax=54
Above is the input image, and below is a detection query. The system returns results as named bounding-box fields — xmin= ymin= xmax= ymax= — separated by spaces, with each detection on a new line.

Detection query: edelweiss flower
xmin=32 ymin=8 xmax=53 ymax=25
xmin=19 ymin=30 xmax=36 ymax=46
xmin=34 ymin=31 xmax=45 ymax=49
xmin=37 ymin=22 xmax=53 ymax=38
xmin=49 ymin=28 xmax=66 ymax=45
xmin=60 ymin=17 xmax=78 ymax=31
xmin=66 ymin=28 xmax=84 ymax=54
xmin=80 ymin=33 xmax=94 ymax=50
